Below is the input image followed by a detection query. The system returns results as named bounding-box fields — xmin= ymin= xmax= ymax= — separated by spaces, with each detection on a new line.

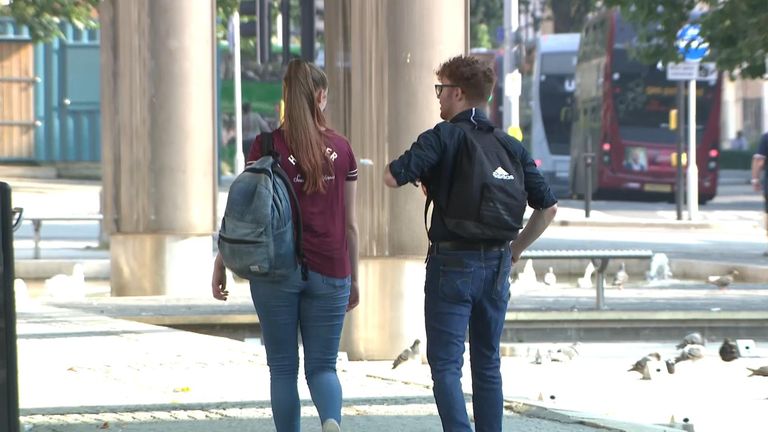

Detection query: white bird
xmin=577 ymin=262 xmax=595 ymax=288
xmin=517 ymin=259 xmax=537 ymax=286
xmin=543 ymin=267 xmax=557 ymax=286
xmin=551 ymin=343 xmax=579 ymax=362
xmin=392 ymin=339 xmax=420 ymax=369
xmin=44 ymin=263 xmax=86 ymax=299
xmin=612 ymin=262 xmax=629 ymax=289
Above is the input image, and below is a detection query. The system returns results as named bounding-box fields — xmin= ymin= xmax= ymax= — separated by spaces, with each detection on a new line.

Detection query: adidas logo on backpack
xmin=492 ymin=167 xmax=515 ymax=180
xmin=218 ymin=132 xmax=307 ymax=280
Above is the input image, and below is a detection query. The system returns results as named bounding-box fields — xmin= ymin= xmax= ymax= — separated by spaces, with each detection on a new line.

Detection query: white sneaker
xmin=322 ymin=418 xmax=341 ymax=432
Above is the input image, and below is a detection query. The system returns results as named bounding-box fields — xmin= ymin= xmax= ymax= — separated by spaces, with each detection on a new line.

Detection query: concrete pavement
xmin=16 ymin=301 xmax=633 ymax=432
xmin=14 ymin=296 xmax=768 ymax=432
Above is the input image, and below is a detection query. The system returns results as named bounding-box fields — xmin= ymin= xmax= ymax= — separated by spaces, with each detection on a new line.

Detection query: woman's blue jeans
xmin=424 ymin=247 xmax=512 ymax=432
xmin=249 ymin=269 xmax=351 ymax=432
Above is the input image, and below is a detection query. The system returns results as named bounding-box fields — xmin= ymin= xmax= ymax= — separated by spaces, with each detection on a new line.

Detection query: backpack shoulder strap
xmin=260 ymin=131 xmax=276 ymax=158
xmin=265 ymin=130 xmax=307 ymax=281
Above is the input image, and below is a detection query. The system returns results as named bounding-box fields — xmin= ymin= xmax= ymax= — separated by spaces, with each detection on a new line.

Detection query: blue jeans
xmin=249 ymin=269 xmax=351 ymax=432
xmin=424 ymin=247 xmax=512 ymax=432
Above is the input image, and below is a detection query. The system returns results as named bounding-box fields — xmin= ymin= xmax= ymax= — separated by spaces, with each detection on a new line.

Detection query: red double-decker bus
xmin=569 ymin=9 xmax=721 ymax=203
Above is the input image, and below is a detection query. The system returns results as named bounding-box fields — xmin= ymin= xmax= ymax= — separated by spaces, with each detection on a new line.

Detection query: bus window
xmin=611 ymin=49 xmax=713 ymax=145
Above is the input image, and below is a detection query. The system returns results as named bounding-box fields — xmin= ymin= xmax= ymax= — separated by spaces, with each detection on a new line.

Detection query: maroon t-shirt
xmin=247 ymin=128 xmax=358 ymax=278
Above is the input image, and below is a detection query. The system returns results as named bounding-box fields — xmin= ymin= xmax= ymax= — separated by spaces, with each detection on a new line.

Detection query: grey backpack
xmin=218 ymin=132 xmax=307 ymax=280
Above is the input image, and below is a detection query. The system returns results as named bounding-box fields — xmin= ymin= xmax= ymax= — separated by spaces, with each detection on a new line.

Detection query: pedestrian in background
xmin=241 ymin=102 xmax=272 ymax=161
xmin=750 ymin=131 xmax=768 ymax=257
xmin=384 ymin=55 xmax=557 ymax=431
xmin=731 ymin=130 xmax=748 ymax=151
xmin=212 ymin=59 xmax=359 ymax=432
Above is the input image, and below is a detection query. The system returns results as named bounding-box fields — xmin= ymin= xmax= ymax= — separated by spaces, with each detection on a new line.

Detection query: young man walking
xmin=751 ymin=131 xmax=768 ymax=256
xmin=383 ymin=55 xmax=557 ymax=431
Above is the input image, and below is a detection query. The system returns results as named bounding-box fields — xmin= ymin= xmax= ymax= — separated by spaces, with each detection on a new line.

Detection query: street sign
xmin=695 ymin=62 xmax=717 ymax=81
xmin=667 ymin=62 xmax=698 ymax=80
xmin=667 ymin=62 xmax=717 ymax=81
xmin=676 ymin=24 xmax=709 ymax=62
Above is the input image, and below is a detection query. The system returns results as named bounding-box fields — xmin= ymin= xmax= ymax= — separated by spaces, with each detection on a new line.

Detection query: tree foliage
xmin=603 ymin=0 xmax=768 ymax=78
xmin=1 ymin=0 xmax=246 ymax=43
xmin=547 ymin=0 xmax=594 ymax=33
xmin=471 ymin=0 xmax=504 ymax=49
xmin=0 ymin=0 xmax=100 ymax=42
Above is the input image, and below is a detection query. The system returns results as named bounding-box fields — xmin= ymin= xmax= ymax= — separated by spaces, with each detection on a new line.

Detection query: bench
xmin=19 ymin=214 xmax=103 ymax=259
xmin=519 ymin=249 xmax=654 ymax=310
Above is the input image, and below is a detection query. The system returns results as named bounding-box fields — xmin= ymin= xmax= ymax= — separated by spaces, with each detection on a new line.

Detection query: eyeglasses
xmin=434 ymin=84 xmax=460 ymax=98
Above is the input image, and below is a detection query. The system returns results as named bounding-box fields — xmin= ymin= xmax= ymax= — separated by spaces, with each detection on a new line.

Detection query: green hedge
xmin=719 ymin=149 xmax=754 ymax=170
xmin=220 ymin=79 xmax=282 ymax=116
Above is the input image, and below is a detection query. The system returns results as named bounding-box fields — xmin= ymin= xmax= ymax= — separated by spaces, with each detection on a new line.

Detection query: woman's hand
xmin=347 ymin=280 xmax=360 ymax=312
xmin=211 ymin=254 xmax=229 ymax=301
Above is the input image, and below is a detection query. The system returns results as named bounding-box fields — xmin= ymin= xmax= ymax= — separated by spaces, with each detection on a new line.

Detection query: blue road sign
xmin=676 ymin=24 xmax=709 ymax=62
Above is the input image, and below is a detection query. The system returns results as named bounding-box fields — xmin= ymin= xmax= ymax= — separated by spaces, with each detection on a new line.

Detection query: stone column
xmin=100 ymin=0 xmax=217 ymax=296
xmin=325 ymin=0 xmax=467 ymax=359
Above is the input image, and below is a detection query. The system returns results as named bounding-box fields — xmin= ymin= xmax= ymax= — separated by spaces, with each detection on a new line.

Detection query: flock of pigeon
xmin=628 ymin=332 xmax=768 ymax=380
xmin=513 ymin=255 xmax=740 ymax=290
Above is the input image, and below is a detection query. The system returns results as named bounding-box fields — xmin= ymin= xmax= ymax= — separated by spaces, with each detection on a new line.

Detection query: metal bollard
xmin=0 ymin=182 xmax=20 ymax=432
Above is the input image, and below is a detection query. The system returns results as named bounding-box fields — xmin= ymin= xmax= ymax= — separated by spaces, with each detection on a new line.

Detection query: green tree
xmin=547 ymin=0 xmax=594 ymax=33
xmin=603 ymin=0 xmax=768 ymax=78
xmin=475 ymin=23 xmax=492 ymax=49
xmin=0 ymin=0 xmax=100 ymax=42
xmin=1 ymin=0 xmax=244 ymax=43
xmin=471 ymin=0 xmax=503 ymax=49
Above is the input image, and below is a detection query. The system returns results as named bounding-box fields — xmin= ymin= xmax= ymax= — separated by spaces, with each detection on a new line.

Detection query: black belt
xmin=430 ymin=240 xmax=508 ymax=253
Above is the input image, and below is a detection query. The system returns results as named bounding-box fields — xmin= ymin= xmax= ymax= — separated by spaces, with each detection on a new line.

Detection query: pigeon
xmin=392 ymin=339 xmax=420 ymax=369
xmin=719 ymin=338 xmax=739 ymax=362
xmin=707 ymin=270 xmax=738 ymax=289
xmin=577 ymin=262 xmax=595 ymax=289
xmin=673 ymin=344 xmax=705 ymax=363
xmin=551 ymin=343 xmax=579 ymax=362
xmin=543 ymin=267 xmax=557 ymax=286
xmin=676 ymin=332 xmax=705 ymax=349
xmin=532 ymin=348 xmax=549 ymax=365
xmin=747 ymin=366 xmax=768 ymax=377
xmin=628 ymin=352 xmax=661 ymax=380
xmin=612 ymin=262 xmax=629 ymax=289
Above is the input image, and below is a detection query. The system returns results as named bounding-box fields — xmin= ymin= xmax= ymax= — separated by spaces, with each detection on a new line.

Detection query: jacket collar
xmin=449 ymin=108 xmax=494 ymax=131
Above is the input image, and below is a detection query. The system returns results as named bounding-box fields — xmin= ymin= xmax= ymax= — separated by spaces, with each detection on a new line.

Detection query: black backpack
xmin=218 ymin=132 xmax=307 ymax=280
xmin=427 ymin=122 xmax=527 ymax=240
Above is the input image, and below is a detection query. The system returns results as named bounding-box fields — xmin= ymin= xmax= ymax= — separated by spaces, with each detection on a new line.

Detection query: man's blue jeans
xmin=249 ymin=269 xmax=351 ymax=432
xmin=424 ymin=247 xmax=512 ymax=432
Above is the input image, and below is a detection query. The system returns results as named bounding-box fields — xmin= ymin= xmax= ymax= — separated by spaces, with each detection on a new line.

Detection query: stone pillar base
xmin=340 ymin=257 xmax=426 ymax=361
xmin=110 ymin=234 xmax=212 ymax=297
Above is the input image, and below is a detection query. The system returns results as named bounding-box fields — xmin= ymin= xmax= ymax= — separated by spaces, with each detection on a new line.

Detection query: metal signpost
xmin=671 ymin=24 xmax=710 ymax=220
xmin=503 ymin=0 xmax=521 ymax=138
xmin=0 ymin=182 xmax=20 ymax=432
